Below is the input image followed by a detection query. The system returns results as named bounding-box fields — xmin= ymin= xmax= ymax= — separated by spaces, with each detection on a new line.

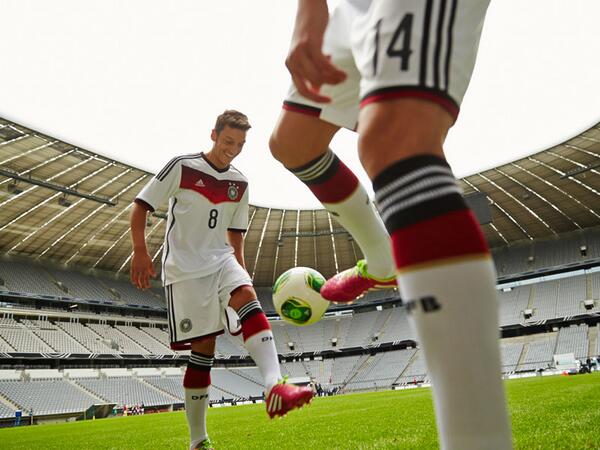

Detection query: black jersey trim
xmin=433 ymin=0 xmax=447 ymax=89
xmin=170 ymin=329 xmax=225 ymax=348
xmin=134 ymin=198 xmax=155 ymax=213
xmin=227 ymin=228 xmax=247 ymax=233
xmin=200 ymin=152 xmax=230 ymax=173
xmin=162 ymin=198 xmax=178 ymax=286
xmin=419 ymin=0 xmax=434 ymax=86
xmin=166 ymin=285 xmax=175 ymax=343
xmin=156 ymin=153 xmax=202 ymax=182
xmin=444 ymin=0 xmax=458 ymax=92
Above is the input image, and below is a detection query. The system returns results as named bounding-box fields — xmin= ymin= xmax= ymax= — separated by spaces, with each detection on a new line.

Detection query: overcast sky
xmin=1 ymin=0 xmax=600 ymax=208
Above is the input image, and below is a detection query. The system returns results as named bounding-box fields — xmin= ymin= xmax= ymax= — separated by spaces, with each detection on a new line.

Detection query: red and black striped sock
xmin=373 ymin=154 xmax=488 ymax=269
xmin=373 ymin=154 xmax=512 ymax=449
xmin=289 ymin=149 xmax=394 ymax=278
xmin=184 ymin=351 xmax=213 ymax=388
xmin=237 ymin=299 xmax=281 ymax=389
xmin=184 ymin=351 xmax=213 ymax=447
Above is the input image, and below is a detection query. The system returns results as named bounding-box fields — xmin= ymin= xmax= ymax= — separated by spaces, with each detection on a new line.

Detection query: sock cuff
xmin=188 ymin=352 xmax=214 ymax=371
xmin=290 ymin=149 xmax=337 ymax=183
xmin=372 ymin=154 xmax=450 ymax=190
xmin=241 ymin=311 xmax=271 ymax=341
xmin=237 ymin=299 xmax=263 ymax=322
xmin=289 ymin=149 xmax=359 ymax=203
xmin=373 ymin=155 xmax=466 ymax=232
xmin=184 ymin=365 xmax=212 ymax=388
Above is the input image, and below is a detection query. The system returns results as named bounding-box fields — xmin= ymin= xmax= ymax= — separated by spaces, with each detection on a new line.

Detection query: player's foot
xmin=320 ymin=259 xmax=397 ymax=303
xmin=265 ymin=377 xmax=313 ymax=419
xmin=193 ymin=438 xmax=214 ymax=450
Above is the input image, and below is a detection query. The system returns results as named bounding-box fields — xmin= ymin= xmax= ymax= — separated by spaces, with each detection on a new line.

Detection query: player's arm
xmin=286 ymin=0 xmax=346 ymax=103
xmin=227 ymin=230 xmax=246 ymax=270
xmin=129 ymin=201 xmax=156 ymax=290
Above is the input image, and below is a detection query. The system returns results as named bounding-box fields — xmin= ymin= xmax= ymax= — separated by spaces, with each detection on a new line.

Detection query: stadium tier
xmin=1 ymin=269 xmax=599 ymax=356
xmin=0 ymin=326 xmax=596 ymax=419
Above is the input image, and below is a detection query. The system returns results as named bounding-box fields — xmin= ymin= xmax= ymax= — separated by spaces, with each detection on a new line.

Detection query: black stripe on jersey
xmin=167 ymin=285 xmax=176 ymax=343
xmin=444 ymin=0 xmax=458 ymax=92
xmin=433 ymin=0 xmax=447 ymax=89
xmin=419 ymin=0 xmax=434 ymax=86
xmin=162 ymin=198 xmax=178 ymax=282
xmin=227 ymin=228 xmax=247 ymax=233
xmin=156 ymin=153 xmax=202 ymax=182
xmin=134 ymin=198 xmax=155 ymax=213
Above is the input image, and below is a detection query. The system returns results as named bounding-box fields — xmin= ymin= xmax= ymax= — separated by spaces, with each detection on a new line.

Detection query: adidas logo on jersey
xmin=195 ymin=178 xmax=205 ymax=187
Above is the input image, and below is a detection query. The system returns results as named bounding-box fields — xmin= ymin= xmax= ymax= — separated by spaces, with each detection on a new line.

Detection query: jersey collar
xmin=201 ymin=152 xmax=230 ymax=173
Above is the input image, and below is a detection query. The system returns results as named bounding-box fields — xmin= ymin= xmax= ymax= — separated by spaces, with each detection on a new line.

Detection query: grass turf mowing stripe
xmin=2 ymin=373 xmax=599 ymax=449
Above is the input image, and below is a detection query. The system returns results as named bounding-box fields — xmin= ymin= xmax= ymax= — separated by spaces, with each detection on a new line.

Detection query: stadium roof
xmin=1 ymin=117 xmax=600 ymax=286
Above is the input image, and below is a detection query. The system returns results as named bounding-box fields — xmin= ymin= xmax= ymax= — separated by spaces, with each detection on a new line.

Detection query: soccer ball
xmin=272 ymin=267 xmax=329 ymax=326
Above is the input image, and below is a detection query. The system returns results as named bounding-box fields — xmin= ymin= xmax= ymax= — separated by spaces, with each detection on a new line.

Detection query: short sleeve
xmin=135 ymin=158 xmax=182 ymax=212
xmin=228 ymin=186 xmax=249 ymax=232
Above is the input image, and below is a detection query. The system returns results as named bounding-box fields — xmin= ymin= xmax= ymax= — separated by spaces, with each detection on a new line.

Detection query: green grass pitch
xmin=2 ymin=373 xmax=599 ymax=449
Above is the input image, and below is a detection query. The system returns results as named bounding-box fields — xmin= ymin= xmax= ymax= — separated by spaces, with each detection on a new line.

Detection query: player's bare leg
xmin=186 ymin=336 xmax=216 ymax=450
xmin=358 ymin=98 xmax=512 ymax=450
xmin=230 ymin=286 xmax=312 ymax=417
xmin=270 ymin=110 xmax=396 ymax=302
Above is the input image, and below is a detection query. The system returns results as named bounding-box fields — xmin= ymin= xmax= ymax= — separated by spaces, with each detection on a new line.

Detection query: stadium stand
xmin=114 ymin=324 xmax=173 ymax=354
xmin=0 ymin=401 xmax=15 ymax=419
xmin=85 ymin=323 xmax=149 ymax=354
xmin=397 ymin=351 xmax=428 ymax=385
xmin=0 ymin=260 xmax=65 ymax=297
xmin=0 ymin=318 xmax=54 ymax=353
xmin=210 ymin=369 xmax=263 ymax=398
xmin=500 ymin=342 xmax=524 ymax=373
xmin=21 ymin=319 xmax=89 ymax=353
xmin=498 ymin=285 xmax=531 ymax=326
xmin=0 ymin=378 xmax=100 ymax=415
xmin=45 ymin=268 xmax=115 ymax=302
xmin=75 ymin=376 xmax=177 ymax=407
xmin=56 ymin=321 xmax=118 ymax=354
xmin=517 ymin=334 xmax=558 ymax=372
xmin=555 ymin=324 xmax=588 ymax=359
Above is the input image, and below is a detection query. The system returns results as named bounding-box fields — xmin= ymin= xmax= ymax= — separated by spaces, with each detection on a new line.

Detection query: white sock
xmin=185 ymin=387 xmax=210 ymax=450
xmin=290 ymin=149 xmax=394 ymax=279
xmin=238 ymin=301 xmax=282 ymax=390
xmin=400 ymin=258 xmax=512 ymax=450
xmin=324 ymin=183 xmax=395 ymax=278
xmin=244 ymin=329 xmax=282 ymax=390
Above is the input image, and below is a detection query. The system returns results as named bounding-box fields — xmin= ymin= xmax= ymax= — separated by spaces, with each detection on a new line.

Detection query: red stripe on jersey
xmin=180 ymin=165 xmax=247 ymax=204
xmin=360 ymin=88 xmax=459 ymax=121
xmin=391 ymin=209 xmax=488 ymax=269
xmin=241 ymin=311 xmax=271 ymax=341
xmin=307 ymin=159 xmax=359 ymax=203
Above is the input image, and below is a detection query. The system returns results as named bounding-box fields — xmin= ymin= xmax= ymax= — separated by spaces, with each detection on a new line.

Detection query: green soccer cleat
xmin=194 ymin=438 xmax=215 ymax=450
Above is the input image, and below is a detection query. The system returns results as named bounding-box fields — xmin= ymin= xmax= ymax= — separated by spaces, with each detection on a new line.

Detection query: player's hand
xmin=130 ymin=251 xmax=156 ymax=290
xmin=287 ymin=1 xmax=346 ymax=103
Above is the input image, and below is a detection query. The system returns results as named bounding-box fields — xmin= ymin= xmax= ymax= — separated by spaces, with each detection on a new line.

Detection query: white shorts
xmin=165 ymin=254 xmax=252 ymax=349
xmin=284 ymin=0 xmax=490 ymax=129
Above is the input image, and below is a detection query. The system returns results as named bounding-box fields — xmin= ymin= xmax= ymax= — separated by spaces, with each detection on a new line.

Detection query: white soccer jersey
xmin=135 ymin=152 xmax=249 ymax=285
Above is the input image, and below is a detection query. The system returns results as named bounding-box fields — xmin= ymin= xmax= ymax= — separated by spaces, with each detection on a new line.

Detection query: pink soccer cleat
xmin=320 ymin=259 xmax=397 ymax=303
xmin=265 ymin=378 xmax=313 ymax=419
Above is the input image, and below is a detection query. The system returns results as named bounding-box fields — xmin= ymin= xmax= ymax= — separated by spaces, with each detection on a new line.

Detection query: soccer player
xmin=130 ymin=110 xmax=313 ymax=450
xmin=269 ymin=2 xmax=513 ymax=449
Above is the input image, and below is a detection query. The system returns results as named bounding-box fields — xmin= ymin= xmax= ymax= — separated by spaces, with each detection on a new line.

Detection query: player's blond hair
xmin=214 ymin=110 xmax=251 ymax=134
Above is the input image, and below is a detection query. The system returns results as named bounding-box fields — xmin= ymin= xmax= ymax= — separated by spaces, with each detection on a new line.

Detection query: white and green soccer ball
xmin=272 ymin=267 xmax=329 ymax=326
